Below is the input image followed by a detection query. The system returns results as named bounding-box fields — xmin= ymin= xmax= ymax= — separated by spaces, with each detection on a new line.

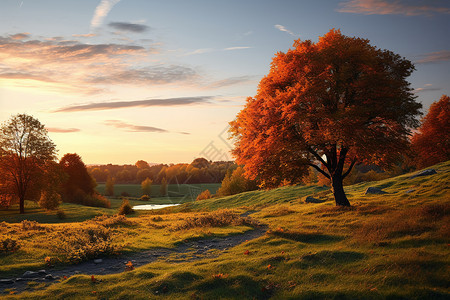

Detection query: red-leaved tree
xmin=411 ymin=95 xmax=450 ymax=168
xmin=230 ymin=29 xmax=422 ymax=206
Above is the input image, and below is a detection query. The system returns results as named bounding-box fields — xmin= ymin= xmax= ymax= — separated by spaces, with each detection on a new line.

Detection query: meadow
xmin=0 ymin=161 xmax=449 ymax=299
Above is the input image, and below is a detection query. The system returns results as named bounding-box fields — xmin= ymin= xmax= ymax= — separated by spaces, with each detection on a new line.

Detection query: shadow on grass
xmin=269 ymin=231 xmax=343 ymax=244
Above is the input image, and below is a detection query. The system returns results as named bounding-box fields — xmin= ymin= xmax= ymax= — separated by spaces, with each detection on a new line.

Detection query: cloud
xmin=72 ymin=33 xmax=97 ymax=38
xmin=224 ymin=46 xmax=252 ymax=51
xmin=46 ymin=127 xmax=81 ymax=133
xmin=184 ymin=48 xmax=214 ymax=56
xmin=108 ymin=22 xmax=150 ymax=33
xmin=337 ymin=0 xmax=450 ymax=16
xmin=90 ymin=0 xmax=121 ymax=30
xmin=104 ymin=120 xmax=168 ymax=133
xmin=53 ymin=96 xmax=214 ymax=112
xmin=206 ymin=76 xmax=255 ymax=89
xmin=274 ymin=24 xmax=296 ymax=36
xmin=9 ymin=33 xmax=29 ymax=40
xmin=415 ymin=50 xmax=450 ymax=64
xmin=0 ymin=34 xmax=197 ymax=94
xmin=413 ymin=84 xmax=442 ymax=93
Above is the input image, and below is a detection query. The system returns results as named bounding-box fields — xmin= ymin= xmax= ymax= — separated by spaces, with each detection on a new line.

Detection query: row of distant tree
xmin=87 ymin=158 xmax=235 ymax=185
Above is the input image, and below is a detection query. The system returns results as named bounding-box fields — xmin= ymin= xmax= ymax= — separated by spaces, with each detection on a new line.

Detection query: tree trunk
xmin=331 ymin=174 xmax=350 ymax=206
xmin=19 ymin=196 xmax=25 ymax=214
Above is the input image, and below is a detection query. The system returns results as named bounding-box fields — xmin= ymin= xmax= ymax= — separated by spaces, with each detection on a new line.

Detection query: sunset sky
xmin=1 ymin=0 xmax=449 ymax=165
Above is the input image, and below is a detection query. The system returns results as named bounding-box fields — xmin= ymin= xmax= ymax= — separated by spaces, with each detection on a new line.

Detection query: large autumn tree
xmin=230 ymin=29 xmax=422 ymax=206
xmin=411 ymin=95 xmax=450 ymax=168
xmin=0 ymin=114 xmax=57 ymax=213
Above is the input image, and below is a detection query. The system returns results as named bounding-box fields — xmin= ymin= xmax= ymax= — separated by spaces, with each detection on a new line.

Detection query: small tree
xmin=411 ymin=95 xmax=450 ymax=168
xmin=39 ymin=190 xmax=61 ymax=211
xmin=141 ymin=177 xmax=152 ymax=196
xmin=160 ymin=177 xmax=168 ymax=196
xmin=196 ymin=189 xmax=212 ymax=201
xmin=216 ymin=167 xmax=257 ymax=197
xmin=105 ymin=176 xmax=115 ymax=196
xmin=230 ymin=29 xmax=422 ymax=206
xmin=0 ymin=114 xmax=57 ymax=213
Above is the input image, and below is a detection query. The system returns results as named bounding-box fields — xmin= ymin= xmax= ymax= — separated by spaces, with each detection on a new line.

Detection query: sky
xmin=0 ymin=0 xmax=449 ymax=165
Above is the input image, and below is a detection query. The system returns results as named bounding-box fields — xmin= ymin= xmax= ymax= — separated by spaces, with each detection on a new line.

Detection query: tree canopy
xmin=411 ymin=95 xmax=449 ymax=168
xmin=230 ymin=29 xmax=422 ymax=206
xmin=0 ymin=114 xmax=57 ymax=213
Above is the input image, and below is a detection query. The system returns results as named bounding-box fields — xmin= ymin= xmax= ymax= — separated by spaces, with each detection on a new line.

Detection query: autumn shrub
xmin=21 ymin=220 xmax=46 ymax=231
xmin=56 ymin=209 xmax=66 ymax=220
xmin=0 ymin=236 xmax=20 ymax=254
xmin=173 ymin=209 xmax=259 ymax=230
xmin=84 ymin=193 xmax=111 ymax=208
xmin=216 ymin=167 xmax=257 ymax=197
xmin=196 ymin=189 xmax=212 ymax=201
xmin=140 ymin=195 xmax=150 ymax=201
xmin=39 ymin=190 xmax=61 ymax=210
xmin=118 ymin=199 xmax=134 ymax=215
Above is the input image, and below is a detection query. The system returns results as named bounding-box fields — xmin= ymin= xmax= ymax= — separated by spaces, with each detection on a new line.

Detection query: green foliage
xmin=105 ymin=176 xmax=115 ymax=196
xmin=196 ymin=189 xmax=212 ymax=201
xmin=118 ymin=198 xmax=134 ymax=215
xmin=38 ymin=190 xmax=61 ymax=211
xmin=141 ymin=177 xmax=152 ymax=196
xmin=216 ymin=166 xmax=257 ymax=197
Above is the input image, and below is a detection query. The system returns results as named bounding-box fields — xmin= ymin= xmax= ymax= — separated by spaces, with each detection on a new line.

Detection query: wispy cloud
xmin=274 ymin=24 xmax=296 ymax=36
xmin=205 ymin=76 xmax=255 ymax=89
xmin=104 ymin=120 xmax=168 ymax=133
xmin=46 ymin=127 xmax=81 ymax=133
xmin=9 ymin=33 xmax=30 ymax=40
xmin=184 ymin=48 xmax=214 ymax=56
xmin=413 ymin=83 xmax=442 ymax=94
xmin=108 ymin=22 xmax=150 ymax=33
xmin=72 ymin=33 xmax=97 ymax=38
xmin=224 ymin=46 xmax=252 ymax=51
xmin=0 ymin=34 xmax=197 ymax=94
xmin=337 ymin=0 xmax=450 ymax=16
xmin=53 ymin=96 xmax=214 ymax=112
xmin=90 ymin=0 xmax=121 ymax=31
xmin=415 ymin=50 xmax=450 ymax=64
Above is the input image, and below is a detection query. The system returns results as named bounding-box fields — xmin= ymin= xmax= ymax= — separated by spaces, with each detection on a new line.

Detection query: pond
xmin=132 ymin=204 xmax=180 ymax=210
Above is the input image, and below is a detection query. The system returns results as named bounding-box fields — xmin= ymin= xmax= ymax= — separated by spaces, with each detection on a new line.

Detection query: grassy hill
xmin=1 ymin=161 xmax=449 ymax=299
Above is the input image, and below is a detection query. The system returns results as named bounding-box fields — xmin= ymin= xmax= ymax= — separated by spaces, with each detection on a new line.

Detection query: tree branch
xmin=342 ymin=158 xmax=357 ymax=179
xmin=308 ymin=163 xmax=330 ymax=179
xmin=307 ymin=146 xmax=329 ymax=169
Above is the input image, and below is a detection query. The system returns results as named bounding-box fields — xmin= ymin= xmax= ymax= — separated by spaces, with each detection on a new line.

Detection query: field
xmin=0 ymin=161 xmax=449 ymax=299
xmin=95 ymin=183 xmax=221 ymax=200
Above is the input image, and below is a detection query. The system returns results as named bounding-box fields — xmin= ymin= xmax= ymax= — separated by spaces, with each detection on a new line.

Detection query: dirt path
xmin=1 ymin=222 xmax=266 ymax=295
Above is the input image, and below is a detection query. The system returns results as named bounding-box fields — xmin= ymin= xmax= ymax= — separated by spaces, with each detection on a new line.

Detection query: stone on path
xmin=0 ymin=279 xmax=14 ymax=284
xmin=365 ymin=187 xmax=387 ymax=195
xmin=22 ymin=271 xmax=39 ymax=278
xmin=410 ymin=169 xmax=437 ymax=179
xmin=94 ymin=259 xmax=103 ymax=264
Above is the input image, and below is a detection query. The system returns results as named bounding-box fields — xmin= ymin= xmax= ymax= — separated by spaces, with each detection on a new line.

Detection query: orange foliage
xmin=230 ymin=29 xmax=421 ymax=206
xmin=411 ymin=95 xmax=450 ymax=168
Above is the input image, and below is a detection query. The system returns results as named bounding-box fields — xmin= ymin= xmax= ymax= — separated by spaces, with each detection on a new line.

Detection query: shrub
xmin=118 ymin=199 xmax=134 ymax=215
xmin=216 ymin=167 xmax=257 ymax=197
xmin=141 ymin=178 xmax=152 ymax=196
xmin=196 ymin=190 xmax=212 ymax=201
xmin=21 ymin=220 xmax=46 ymax=231
xmin=0 ymin=236 xmax=20 ymax=254
xmin=56 ymin=209 xmax=66 ymax=220
xmin=39 ymin=190 xmax=61 ymax=210
xmin=140 ymin=195 xmax=150 ymax=201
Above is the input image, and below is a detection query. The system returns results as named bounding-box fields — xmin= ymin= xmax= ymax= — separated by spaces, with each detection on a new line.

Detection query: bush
xmin=84 ymin=193 xmax=111 ymax=208
xmin=56 ymin=209 xmax=66 ymax=220
xmin=39 ymin=190 xmax=61 ymax=210
xmin=216 ymin=167 xmax=258 ymax=197
xmin=118 ymin=199 xmax=134 ymax=215
xmin=0 ymin=236 xmax=20 ymax=254
xmin=140 ymin=195 xmax=150 ymax=201
xmin=196 ymin=189 xmax=212 ymax=201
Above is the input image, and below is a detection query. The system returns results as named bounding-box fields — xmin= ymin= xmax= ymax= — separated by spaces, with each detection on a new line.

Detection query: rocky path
xmin=0 ymin=222 xmax=266 ymax=295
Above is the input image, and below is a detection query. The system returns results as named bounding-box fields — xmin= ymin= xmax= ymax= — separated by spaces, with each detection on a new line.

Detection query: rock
xmin=304 ymin=196 xmax=326 ymax=203
xmin=410 ymin=169 xmax=437 ymax=179
xmin=364 ymin=187 xmax=387 ymax=195
xmin=45 ymin=274 xmax=55 ymax=280
xmin=22 ymin=271 xmax=39 ymax=278
xmin=405 ymin=189 xmax=415 ymax=194
xmin=15 ymin=278 xmax=28 ymax=281
xmin=94 ymin=259 xmax=103 ymax=264
xmin=38 ymin=269 xmax=47 ymax=275
xmin=0 ymin=279 xmax=14 ymax=284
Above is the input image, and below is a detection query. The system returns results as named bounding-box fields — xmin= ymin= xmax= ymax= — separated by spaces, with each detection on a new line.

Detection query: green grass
xmin=1 ymin=161 xmax=449 ymax=299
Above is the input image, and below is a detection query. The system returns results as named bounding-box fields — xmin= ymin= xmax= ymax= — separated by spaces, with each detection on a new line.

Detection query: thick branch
xmin=342 ymin=158 xmax=357 ymax=179
xmin=307 ymin=146 xmax=329 ymax=169
xmin=308 ymin=163 xmax=330 ymax=179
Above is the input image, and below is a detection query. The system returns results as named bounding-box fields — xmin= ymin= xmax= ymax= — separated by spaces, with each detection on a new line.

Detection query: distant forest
xmin=87 ymin=158 xmax=235 ymax=184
